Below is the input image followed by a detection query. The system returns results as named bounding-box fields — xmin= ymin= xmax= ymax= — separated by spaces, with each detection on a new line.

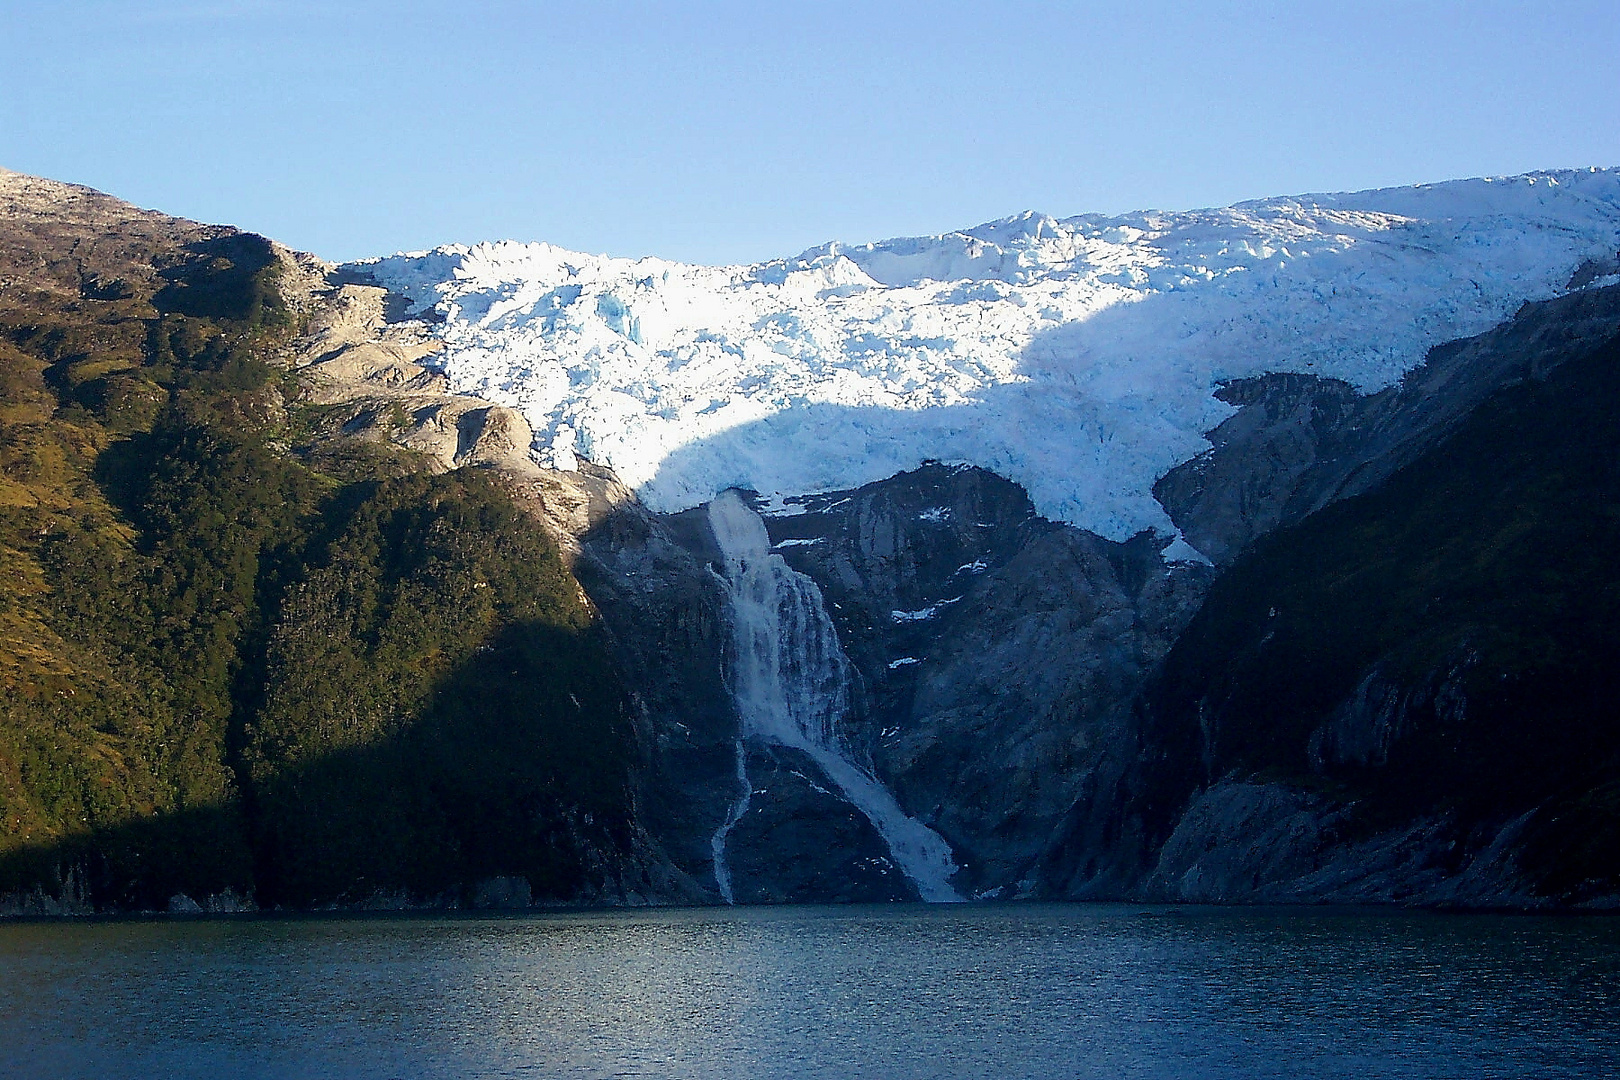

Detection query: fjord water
xmin=2 ymin=906 xmax=1616 ymax=1080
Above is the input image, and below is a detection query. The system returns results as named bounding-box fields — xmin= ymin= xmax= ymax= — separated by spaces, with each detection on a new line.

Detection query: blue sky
xmin=3 ymin=1 xmax=1616 ymax=264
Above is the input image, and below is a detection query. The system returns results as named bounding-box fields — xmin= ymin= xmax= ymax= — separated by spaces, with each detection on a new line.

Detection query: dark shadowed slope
xmin=1125 ymin=286 xmax=1620 ymax=907
xmin=0 ymin=169 xmax=673 ymax=914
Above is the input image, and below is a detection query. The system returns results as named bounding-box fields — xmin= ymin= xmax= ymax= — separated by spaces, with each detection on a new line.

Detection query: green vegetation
xmin=0 ymin=225 xmax=634 ymax=910
xmin=243 ymin=472 xmax=634 ymax=907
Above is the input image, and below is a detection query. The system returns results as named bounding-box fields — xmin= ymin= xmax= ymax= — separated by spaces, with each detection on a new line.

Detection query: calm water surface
xmin=1 ymin=904 xmax=1616 ymax=1079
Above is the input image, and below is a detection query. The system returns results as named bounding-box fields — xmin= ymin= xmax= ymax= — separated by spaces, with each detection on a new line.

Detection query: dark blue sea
xmin=2 ymin=903 xmax=1616 ymax=1078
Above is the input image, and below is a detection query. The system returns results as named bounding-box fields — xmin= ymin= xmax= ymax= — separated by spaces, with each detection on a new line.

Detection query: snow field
xmin=355 ymin=169 xmax=1620 ymax=540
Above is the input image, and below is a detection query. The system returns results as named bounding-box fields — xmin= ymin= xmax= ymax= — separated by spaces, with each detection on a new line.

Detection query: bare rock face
xmin=1156 ymin=284 xmax=1620 ymax=564
xmin=1131 ymin=636 xmax=1583 ymax=909
xmin=545 ymin=463 xmax=1215 ymax=905
xmin=723 ymin=744 xmax=916 ymax=904
xmin=553 ymin=489 xmax=739 ymax=901
xmin=741 ymin=466 xmax=1212 ymax=900
xmin=1150 ymin=375 xmax=1363 ymax=565
xmin=1141 ymin=780 xmax=1552 ymax=909
xmin=278 ymin=253 xmax=543 ymax=479
xmin=1130 ymin=286 xmax=1620 ymax=910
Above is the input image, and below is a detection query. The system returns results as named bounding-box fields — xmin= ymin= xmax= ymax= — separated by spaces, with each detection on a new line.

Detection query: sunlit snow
xmin=353 ymin=170 xmax=1620 ymax=539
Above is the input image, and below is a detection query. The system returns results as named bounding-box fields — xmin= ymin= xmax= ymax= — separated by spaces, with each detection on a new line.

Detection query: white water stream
xmin=706 ymin=489 xmax=962 ymax=903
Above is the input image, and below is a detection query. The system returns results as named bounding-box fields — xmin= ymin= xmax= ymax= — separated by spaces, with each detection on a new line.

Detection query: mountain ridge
xmin=2 ymin=166 xmax=1618 ymax=913
xmin=0 ymin=167 xmax=691 ymax=915
xmin=349 ymin=168 xmax=1620 ymax=541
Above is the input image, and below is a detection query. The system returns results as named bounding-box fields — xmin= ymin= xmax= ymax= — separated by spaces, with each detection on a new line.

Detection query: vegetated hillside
xmin=0 ymin=171 xmax=646 ymax=913
xmin=1138 ymin=287 xmax=1620 ymax=905
xmin=7 ymin=167 xmax=1617 ymax=915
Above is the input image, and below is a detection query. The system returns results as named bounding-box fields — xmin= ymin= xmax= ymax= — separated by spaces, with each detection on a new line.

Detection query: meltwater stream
xmin=706 ymin=490 xmax=961 ymax=902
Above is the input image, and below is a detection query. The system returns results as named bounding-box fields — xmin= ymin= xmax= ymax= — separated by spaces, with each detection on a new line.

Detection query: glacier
xmin=352 ymin=169 xmax=1620 ymax=540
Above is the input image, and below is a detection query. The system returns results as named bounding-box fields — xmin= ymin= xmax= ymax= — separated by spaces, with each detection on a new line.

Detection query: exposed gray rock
xmin=0 ymin=864 xmax=96 ymax=918
xmin=1307 ymin=650 xmax=1476 ymax=772
xmin=1143 ymin=780 xmax=1554 ymax=909
xmin=751 ymin=465 xmax=1211 ymax=900
xmin=725 ymin=744 xmax=916 ymax=904
xmin=552 ymin=462 xmax=1213 ymax=905
xmin=1156 ymin=285 xmax=1620 ymax=563
xmin=200 ymin=888 xmax=257 ymax=914
xmin=553 ymin=481 xmax=740 ymax=902
xmin=471 ymin=875 xmax=534 ymax=910
xmin=1103 ymin=286 xmax=1620 ymax=911
xmin=1567 ymin=253 xmax=1620 ymax=290
xmin=1152 ymin=374 xmax=1362 ymax=564
xmin=166 ymin=893 xmax=204 ymax=914
xmin=277 ymin=252 xmax=547 ymax=481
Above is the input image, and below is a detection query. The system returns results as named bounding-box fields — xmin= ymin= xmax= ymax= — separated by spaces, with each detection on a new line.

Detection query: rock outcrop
xmin=1132 ymin=287 xmax=1620 ymax=908
xmin=742 ymin=467 xmax=1211 ymax=899
xmin=277 ymin=252 xmax=545 ymax=479
xmin=1156 ymin=282 xmax=1620 ymax=564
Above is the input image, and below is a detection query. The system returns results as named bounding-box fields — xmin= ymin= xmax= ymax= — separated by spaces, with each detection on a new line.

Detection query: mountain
xmin=348 ymin=169 xmax=1620 ymax=543
xmin=0 ymin=168 xmax=692 ymax=914
xmin=3 ymin=166 xmax=1618 ymax=913
xmin=1095 ymin=283 xmax=1620 ymax=906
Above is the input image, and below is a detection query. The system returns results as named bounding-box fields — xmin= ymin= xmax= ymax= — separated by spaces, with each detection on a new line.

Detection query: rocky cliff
xmin=5 ymin=167 xmax=1618 ymax=915
xmin=1114 ymin=284 xmax=1620 ymax=908
xmin=569 ymin=284 xmax=1620 ymax=911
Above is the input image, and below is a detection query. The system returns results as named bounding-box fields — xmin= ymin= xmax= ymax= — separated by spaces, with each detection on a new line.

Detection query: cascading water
xmin=706 ymin=489 xmax=962 ymax=903
xmin=709 ymin=740 xmax=749 ymax=905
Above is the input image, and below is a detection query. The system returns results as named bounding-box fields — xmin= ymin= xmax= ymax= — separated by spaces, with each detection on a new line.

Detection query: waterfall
xmin=709 ymin=739 xmax=749 ymax=905
xmin=706 ymin=489 xmax=962 ymax=903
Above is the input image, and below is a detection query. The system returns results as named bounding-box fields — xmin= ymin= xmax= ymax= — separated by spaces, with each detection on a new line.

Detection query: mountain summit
xmin=350 ymin=169 xmax=1620 ymax=542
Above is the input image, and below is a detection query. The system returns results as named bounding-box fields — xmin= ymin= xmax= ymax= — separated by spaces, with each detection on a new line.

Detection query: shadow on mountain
xmin=631 ymin=282 xmax=1620 ymax=906
xmin=636 ymin=388 xmax=1156 ymax=545
xmin=0 ymin=617 xmax=638 ymax=915
xmin=329 ymin=263 xmax=446 ymax=324
xmin=638 ymin=236 xmax=1620 ymax=537
xmin=152 ymin=234 xmax=282 ymax=323
xmin=1126 ymin=317 xmax=1620 ymax=903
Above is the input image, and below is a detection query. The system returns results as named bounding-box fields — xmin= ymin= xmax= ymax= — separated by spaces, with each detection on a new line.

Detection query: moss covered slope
xmin=0 ymin=170 xmax=644 ymax=912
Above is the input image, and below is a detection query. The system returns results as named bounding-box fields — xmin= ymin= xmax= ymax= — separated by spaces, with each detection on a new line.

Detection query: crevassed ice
xmin=353 ymin=169 xmax=1620 ymax=539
